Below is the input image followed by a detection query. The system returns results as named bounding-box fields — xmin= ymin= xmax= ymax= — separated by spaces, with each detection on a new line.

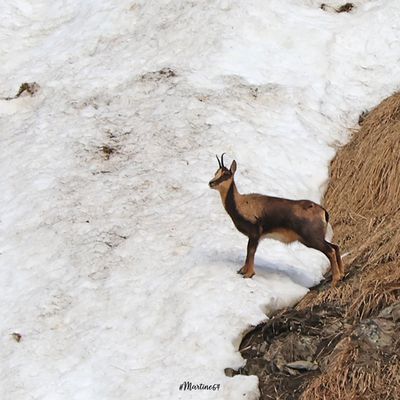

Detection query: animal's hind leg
xmin=303 ymin=239 xmax=341 ymax=287
xmin=321 ymin=240 xmax=342 ymax=287
xmin=331 ymin=243 xmax=344 ymax=278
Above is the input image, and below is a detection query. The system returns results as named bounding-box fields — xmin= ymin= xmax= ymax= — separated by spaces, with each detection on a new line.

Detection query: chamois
xmin=209 ymin=154 xmax=344 ymax=286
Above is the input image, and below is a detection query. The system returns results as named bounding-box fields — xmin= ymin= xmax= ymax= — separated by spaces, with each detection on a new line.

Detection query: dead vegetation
xmin=321 ymin=3 xmax=354 ymax=13
xmin=301 ymin=91 xmax=400 ymax=313
xmin=301 ymin=329 xmax=400 ymax=400
xmin=11 ymin=332 xmax=22 ymax=342
xmin=140 ymin=67 xmax=177 ymax=81
xmin=237 ymin=92 xmax=400 ymax=399
xmin=2 ymin=82 xmax=40 ymax=100
xmin=100 ymin=144 xmax=117 ymax=160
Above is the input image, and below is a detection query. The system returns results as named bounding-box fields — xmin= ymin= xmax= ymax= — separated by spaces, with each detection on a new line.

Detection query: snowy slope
xmin=1 ymin=1 xmax=400 ymax=399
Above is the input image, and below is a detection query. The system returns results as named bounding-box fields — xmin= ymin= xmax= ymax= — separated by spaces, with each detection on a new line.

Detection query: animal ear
xmin=230 ymin=160 xmax=237 ymax=174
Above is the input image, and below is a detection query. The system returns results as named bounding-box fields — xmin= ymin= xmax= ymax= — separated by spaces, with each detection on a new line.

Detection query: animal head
xmin=209 ymin=153 xmax=237 ymax=191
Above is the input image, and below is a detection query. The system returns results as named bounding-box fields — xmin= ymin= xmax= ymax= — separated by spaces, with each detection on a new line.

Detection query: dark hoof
xmin=237 ymin=266 xmax=246 ymax=275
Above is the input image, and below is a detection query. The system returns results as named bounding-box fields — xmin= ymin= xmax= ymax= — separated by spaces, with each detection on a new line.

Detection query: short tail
xmin=324 ymin=209 xmax=330 ymax=223
xmin=323 ymin=208 xmax=333 ymax=241
xmin=325 ymin=222 xmax=334 ymax=242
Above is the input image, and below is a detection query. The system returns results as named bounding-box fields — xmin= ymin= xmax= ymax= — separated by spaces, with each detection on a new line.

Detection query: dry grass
xmin=296 ymin=92 xmax=400 ymax=399
xmin=299 ymin=92 xmax=400 ymax=312
xmin=346 ymin=262 xmax=400 ymax=320
xmin=301 ymin=336 xmax=400 ymax=400
xmin=326 ymin=92 xmax=400 ymax=250
xmin=297 ymin=261 xmax=400 ymax=320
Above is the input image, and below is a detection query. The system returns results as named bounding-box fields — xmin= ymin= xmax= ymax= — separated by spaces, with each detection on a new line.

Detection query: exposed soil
xmin=2 ymin=82 xmax=40 ymax=100
xmin=321 ymin=3 xmax=354 ymax=13
xmin=140 ymin=67 xmax=177 ymax=81
xmin=100 ymin=144 xmax=117 ymax=160
xmin=235 ymin=93 xmax=400 ymax=399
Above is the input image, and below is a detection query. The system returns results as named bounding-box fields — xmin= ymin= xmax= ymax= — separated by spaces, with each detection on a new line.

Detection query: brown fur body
xmin=209 ymin=157 xmax=344 ymax=286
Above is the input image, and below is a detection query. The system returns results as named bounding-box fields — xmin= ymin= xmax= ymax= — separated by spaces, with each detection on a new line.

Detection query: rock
xmin=259 ymin=342 xmax=267 ymax=353
xmin=379 ymin=302 xmax=400 ymax=322
xmin=286 ymin=360 xmax=319 ymax=371
xmin=264 ymin=333 xmax=318 ymax=367
xmin=244 ymin=358 xmax=270 ymax=376
xmin=354 ymin=318 xmax=395 ymax=348
xmin=286 ymin=366 xmax=300 ymax=376
xmin=224 ymin=368 xmax=238 ymax=377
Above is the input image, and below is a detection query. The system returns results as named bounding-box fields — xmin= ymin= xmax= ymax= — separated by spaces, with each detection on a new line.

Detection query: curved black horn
xmin=220 ymin=153 xmax=226 ymax=167
xmin=216 ymin=154 xmax=222 ymax=168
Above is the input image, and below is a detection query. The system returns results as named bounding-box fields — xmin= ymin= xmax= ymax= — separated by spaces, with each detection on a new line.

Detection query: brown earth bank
xmin=232 ymin=92 xmax=400 ymax=399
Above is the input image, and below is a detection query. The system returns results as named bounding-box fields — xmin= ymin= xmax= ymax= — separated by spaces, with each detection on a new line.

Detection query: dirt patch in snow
xmin=140 ymin=67 xmax=177 ymax=81
xmin=321 ymin=3 xmax=354 ymax=13
xmin=234 ymin=92 xmax=400 ymax=399
xmin=2 ymin=82 xmax=40 ymax=100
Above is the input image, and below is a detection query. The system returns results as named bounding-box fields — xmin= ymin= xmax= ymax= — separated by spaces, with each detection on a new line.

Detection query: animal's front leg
xmin=237 ymin=237 xmax=259 ymax=278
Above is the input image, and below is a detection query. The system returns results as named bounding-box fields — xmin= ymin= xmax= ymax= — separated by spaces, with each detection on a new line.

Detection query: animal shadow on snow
xmin=215 ymin=249 xmax=320 ymax=288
